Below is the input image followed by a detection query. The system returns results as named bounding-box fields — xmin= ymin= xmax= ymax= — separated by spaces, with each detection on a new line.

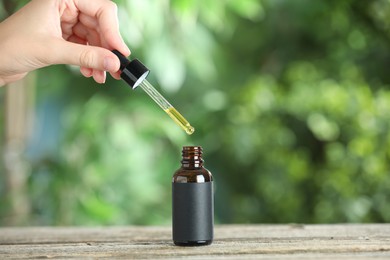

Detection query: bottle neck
xmin=181 ymin=146 xmax=204 ymax=168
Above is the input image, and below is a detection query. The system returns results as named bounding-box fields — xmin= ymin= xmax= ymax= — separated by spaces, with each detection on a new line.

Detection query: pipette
xmin=112 ymin=50 xmax=195 ymax=135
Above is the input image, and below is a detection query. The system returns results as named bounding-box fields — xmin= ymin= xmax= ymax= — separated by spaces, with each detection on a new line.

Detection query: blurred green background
xmin=1 ymin=0 xmax=390 ymax=226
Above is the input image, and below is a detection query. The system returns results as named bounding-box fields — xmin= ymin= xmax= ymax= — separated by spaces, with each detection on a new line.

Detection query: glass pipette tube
xmin=139 ymin=80 xmax=195 ymax=135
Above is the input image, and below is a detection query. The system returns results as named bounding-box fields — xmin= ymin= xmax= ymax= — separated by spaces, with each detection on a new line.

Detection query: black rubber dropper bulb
xmin=112 ymin=50 xmax=150 ymax=89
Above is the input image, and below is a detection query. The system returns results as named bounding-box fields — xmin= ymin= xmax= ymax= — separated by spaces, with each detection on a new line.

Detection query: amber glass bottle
xmin=172 ymin=146 xmax=214 ymax=246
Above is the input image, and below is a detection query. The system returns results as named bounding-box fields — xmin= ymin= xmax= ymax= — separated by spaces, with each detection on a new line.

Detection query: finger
xmin=61 ymin=21 xmax=75 ymax=40
xmin=68 ymin=35 xmax=86 ymax=45
xmin=79 ymin=13 xmax=98 ymax=30
xmin=92 ymin=70 xmax=106 ymax=84
xmin=99 ymin=32 xmax=110 ymax=50
xmin=47 ymin=38 xmax=120 ymax=73
xmin=109 ymin=71 xmax=121 ymax=80
xmin=74 ymin=0 xmax=130 ymax=55
xmin=78 ymin=15 xmax=111 ymax=51
xmin=73 ymin=23 xmax=101 ymax=46
xmin=80 ymin=67 xmax=93 ymax=77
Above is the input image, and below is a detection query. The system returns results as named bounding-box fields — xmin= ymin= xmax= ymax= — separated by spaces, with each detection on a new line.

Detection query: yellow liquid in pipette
xmin=164 ymin=107 xmax=195 ymax=135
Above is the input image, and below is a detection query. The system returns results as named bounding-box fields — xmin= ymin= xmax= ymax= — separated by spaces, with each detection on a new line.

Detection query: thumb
xmin=48 ymin=39 xmax=121 ymax=73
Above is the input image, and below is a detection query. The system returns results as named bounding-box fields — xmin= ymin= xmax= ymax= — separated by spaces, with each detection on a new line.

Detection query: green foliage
xmin=1 ymin=0 xmax=390 ymax=225
xmin=29 ymin=92 xmax=185 ymax=225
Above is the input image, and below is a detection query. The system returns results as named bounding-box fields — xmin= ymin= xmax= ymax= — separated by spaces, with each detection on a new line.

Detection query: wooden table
xmin=1 ymin=224 xmax=389 ymax=259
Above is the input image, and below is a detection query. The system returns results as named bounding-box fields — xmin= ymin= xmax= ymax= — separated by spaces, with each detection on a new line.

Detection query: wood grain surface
xmin=0 ymin=224 xmax=389 ymax=259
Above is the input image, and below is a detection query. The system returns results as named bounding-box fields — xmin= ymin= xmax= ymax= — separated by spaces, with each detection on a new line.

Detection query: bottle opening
xmin=181 ymin=146 xmax=203 ymax=167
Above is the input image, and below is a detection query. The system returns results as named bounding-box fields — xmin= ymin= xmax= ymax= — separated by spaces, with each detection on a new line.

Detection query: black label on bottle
xmin=172 ymin=182 xmax=214 ymax=243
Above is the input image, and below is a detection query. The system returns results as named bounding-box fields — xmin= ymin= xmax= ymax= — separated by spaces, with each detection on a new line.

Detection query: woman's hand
xmin=0 ymin=0 xmax=130 ymax=86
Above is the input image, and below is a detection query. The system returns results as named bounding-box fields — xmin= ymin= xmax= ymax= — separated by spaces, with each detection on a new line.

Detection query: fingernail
xmin=104 ymin=57 xmax=118 ymax=72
